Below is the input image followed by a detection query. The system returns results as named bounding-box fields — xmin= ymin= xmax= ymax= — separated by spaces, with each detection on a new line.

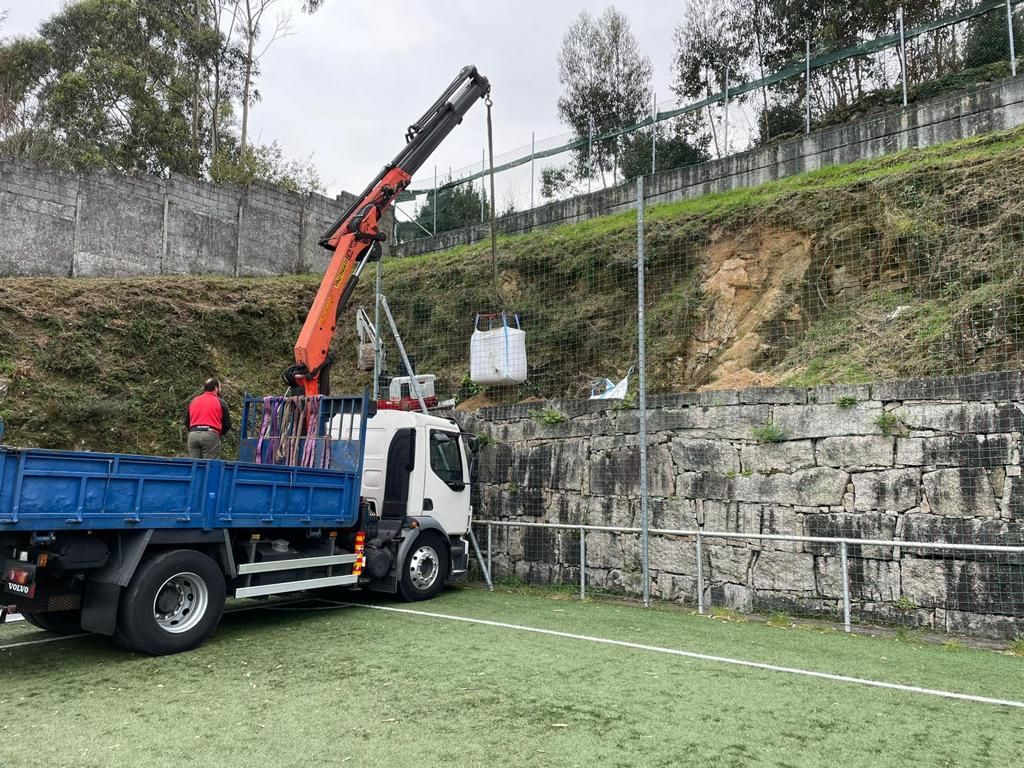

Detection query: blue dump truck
xmin=0 ymin=394 xmax=479 ymax=655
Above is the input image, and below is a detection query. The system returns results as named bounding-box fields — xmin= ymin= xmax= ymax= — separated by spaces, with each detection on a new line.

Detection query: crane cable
xmin=485 ymin=95 xmax=501 ymax=306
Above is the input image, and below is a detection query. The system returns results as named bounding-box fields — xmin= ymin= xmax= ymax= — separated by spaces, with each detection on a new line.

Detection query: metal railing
xmin=474 ymin=519 xmax=1024 ymax=636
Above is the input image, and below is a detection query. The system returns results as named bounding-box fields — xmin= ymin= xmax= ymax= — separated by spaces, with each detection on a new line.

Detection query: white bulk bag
xmin=470 ymin=313 xmax=527 ymax=386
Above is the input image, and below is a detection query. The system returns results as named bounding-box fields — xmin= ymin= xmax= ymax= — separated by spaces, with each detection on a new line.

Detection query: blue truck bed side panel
xmin=0 ymin=449 xmax=361 ymax=533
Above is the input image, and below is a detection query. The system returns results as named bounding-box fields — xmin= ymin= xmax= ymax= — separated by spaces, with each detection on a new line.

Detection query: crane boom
xmin=285 ymin=66 xmax=491 ymax=396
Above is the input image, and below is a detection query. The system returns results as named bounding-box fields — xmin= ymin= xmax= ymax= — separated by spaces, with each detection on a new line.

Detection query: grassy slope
xmin=1 ymin=588 xmax=1022 ymax=768
xmin=2 ymin=128 xmax=1024 ymax=453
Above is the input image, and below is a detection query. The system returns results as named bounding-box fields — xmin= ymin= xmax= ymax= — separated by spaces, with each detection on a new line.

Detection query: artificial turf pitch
xmin=1 ymin=587 xmax=1021 ymax=768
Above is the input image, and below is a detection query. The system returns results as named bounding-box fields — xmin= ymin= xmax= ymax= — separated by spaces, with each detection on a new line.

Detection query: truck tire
xmin=398 ymin=532 xmax=448 ymax=602
xmin=20 ymin=610 xmax=82 ymax=635
xmin=117 ymin=550 xmax=225 ymax=655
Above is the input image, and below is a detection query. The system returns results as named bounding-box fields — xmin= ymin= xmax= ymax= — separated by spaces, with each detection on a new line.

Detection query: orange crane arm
xmin=285 ymin=66 xmax=490 ymax=396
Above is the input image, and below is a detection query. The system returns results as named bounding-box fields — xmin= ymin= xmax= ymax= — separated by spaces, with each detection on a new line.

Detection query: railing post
xmin=530 ymin=132 xmax=536 ymax=210
xmin=1008 ymin=0 xmax=1018 ymax=78
xmin=650 ymin=91 xmax=657 ymax=175
xmin=723 ymin=67 xmax=730 ymax=155
xmin=899 ymin=7 xmax=908 ymax=107
xmin=841 ymin=540 xmax=851 ymax=633
xmin=805 ymin=38 xmax=812 ymax=134
xmin=480 ymin=148 xmax=485 ymax=223
xmin=587 ymin=119 xmax=594 ymax=197
xmin=432 ymin=164 xmax=437 ymax=235
xmin=580 ymin=526 xmax=586 ymax=600
xmin=487 ymin=522 xmax=492 ymax=580
xmin=695 ymin=531 xmax=705 ymax=615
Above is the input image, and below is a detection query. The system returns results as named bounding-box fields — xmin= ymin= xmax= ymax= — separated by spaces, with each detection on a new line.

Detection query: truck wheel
xmin=398 ymin=533 xmax=449 ymax=602
xmin=20 ymin=610 xmax=82 ymax=635
xmin=118 ymin=550 xmax=225 ymax=655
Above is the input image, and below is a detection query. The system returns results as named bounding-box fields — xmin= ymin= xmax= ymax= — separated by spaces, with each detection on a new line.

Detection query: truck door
xmin=422 ymin=429 xmax=470 ymax=536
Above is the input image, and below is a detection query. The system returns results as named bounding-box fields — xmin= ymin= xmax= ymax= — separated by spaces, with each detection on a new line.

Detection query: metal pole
xmin=487 ymin=522 xmax=492 ymax=582
xmin=805 ymin=39 xmax=812 ymax=134
xmin=469 ymin=528 xmax=493 ymax=591
xmin=899 ymin=7 xmax=908 ymax=107
xmin=695 ymin=532 xmax=705 ymax=614
xmin=637 ymin=176 xmax=649 ymax=609
xmin=587 ymin=118 xmax=594 ymax=197
xmin=1008 ymin=0 xmax=1018 ymax=78
xmin=379 ymin=295 xmax=428 ymax=415
xmin=650 ymin=91 xmax=657 ymax=175
xmin=723 ymin=68 xmax=730 ymax=155
xmin=480 ymin=148 xmax=485 ymax=223
xmin=373 ymin=261 xmax=382 ymax=400
xmin=841 ymin=541 xmax=851 ymax=633
xmin=432 ymin=164 xmax=437 ymax=235
xmin=579 ymin=527 xmax=586 ymax=600
xmin=530 ymin=132 xmax=536 ymax=209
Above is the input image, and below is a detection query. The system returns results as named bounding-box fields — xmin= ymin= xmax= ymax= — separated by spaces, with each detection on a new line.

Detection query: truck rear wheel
xmin=20 ymin=610 xmax=82 ymax=635
xmin=398 ymin=532 xmax=448 ymax=602
xmin=118 ymin=550 xmax=225 ymax=655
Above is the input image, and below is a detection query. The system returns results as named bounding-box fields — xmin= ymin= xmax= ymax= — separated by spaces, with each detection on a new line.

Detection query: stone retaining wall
xmin=457 ymin=371 xmax=1024 ymax=639
xmin=0 ymin=158 xmax=393 ymax=277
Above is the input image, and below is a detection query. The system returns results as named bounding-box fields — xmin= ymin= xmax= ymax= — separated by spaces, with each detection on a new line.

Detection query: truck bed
xmin=0 ymin=395 xmax=367 ymax=534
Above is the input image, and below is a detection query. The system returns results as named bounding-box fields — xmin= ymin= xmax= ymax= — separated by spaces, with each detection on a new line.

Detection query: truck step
xmin=238 ymin=553 xmax=356 ymax=575
xmin=235 ymin=573 xmax=358 ymax=599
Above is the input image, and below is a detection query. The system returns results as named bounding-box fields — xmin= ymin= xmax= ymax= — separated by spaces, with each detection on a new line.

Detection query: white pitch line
xmin=331 ymin=602 xmax=1024 ymax=710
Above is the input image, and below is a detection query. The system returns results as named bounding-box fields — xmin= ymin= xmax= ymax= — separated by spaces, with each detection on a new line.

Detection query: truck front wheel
xmin=118 ymin=550 xmax=225 ymax=655
xmin=398 ymin=532 xmax=449 ymax=602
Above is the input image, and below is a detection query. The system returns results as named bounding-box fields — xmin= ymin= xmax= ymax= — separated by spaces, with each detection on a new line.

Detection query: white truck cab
xmin=331 ymin=408 xmax=476 ymax=600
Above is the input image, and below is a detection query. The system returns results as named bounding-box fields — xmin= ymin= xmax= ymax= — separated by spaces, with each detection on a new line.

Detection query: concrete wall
xmin=395 ymin=75 xmax=1024 ymax=258
xmin=458 ymin=371 xmax=1024 ymax=640
xmin=0 ymin=159 xmax=394 ymax=277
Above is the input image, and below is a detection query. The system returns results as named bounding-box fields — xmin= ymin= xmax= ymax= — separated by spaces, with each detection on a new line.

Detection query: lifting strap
xmin=486 ymin=95 xmax=501 ymax=306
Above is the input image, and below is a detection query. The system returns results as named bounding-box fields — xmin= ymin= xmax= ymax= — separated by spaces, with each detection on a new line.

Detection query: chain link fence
xmin=396 ymin=0 xmax=1023 ymax=244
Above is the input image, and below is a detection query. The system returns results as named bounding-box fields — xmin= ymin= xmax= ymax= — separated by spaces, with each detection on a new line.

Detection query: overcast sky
xmin=2 ymin=1 xmax=684 ymax=200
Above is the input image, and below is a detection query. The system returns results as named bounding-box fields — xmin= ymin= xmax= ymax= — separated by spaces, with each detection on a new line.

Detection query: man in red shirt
xmin=185 ymin=378 xmax=232 ymax=459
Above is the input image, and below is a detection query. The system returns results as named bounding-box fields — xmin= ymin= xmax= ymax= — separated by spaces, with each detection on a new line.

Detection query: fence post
xmin=805 ymin=38 xmax=812 ymax=134
xmin=637 ymin=176 xmax=650 ymax=609
xmin=695 ymin=531 xmax=705 ymax=614
xmin=530 ymin=131 xmax=536 ymax=210
xmin=432 ymin=164 xmax=437 ymax=235
xmin=899 ymin=7 xmax=908 ymax=107
xmin=587 ymin=119 xmax=594 ymax=197
xmin=650 ymin=91 xmax=657 ymax=175
xmin=723 ymin=68 xmax=730 ymax=155
xmin=841 ymin=540 xmax=852 ymax=633
xmin=580 ymin=526 xmax=586 ymax=600
xmin=487 ymin=522 xmax=492 ymax=581
xmin=1008 ymin=0 xmax=1018 ymax=78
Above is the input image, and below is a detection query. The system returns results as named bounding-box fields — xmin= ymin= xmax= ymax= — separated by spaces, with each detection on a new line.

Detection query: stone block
xmin=731 ymin=467 xmax=849 ymax=506
xmin=922 ymin=468 xmax=998 ymax=517
xmin=852 ymin=469 xmax=921 ymax=511
xmin=809 ymin=384 xmax=871 ymax=404
xmin=705 ymin=545 xmax=751 ymax=584
xmin=873 ymin=371 xmax=1024 ymax=403
xmin=649 ymin=497 xmax=698 ymax=531
xmin=740 ymin=440 xmax=816 ymax=473
xmin=895 ymin=403 xmax=1024 ymax=434
xmin=670 ymin=438 xmax=740 ymax=474
xmin=816 ymin=555 xmax=900 ymax=601
xmin=751 ymin=550 xmax=816 ymax=593
xmin=895 ymin=434 xmax=1017 ymax=467
xmin=618 ymin=404 xmax=772 ymax=439
xmin=803 ymin=512 xmax=898 ymax=558
xmin=772 ymin=403 xmax=883 ymax=439
xmin=738 ymin=387 xmax=807 ymax=405
xmin=816 ymin=436 xmax=894 ymax=467
xmin=900 ymin=557 xmax=953 ymax=608
xmin=648 ymin=535 xmax=697 ymax=574
xmin=590 ymin=443 xmax=674 ymax=497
